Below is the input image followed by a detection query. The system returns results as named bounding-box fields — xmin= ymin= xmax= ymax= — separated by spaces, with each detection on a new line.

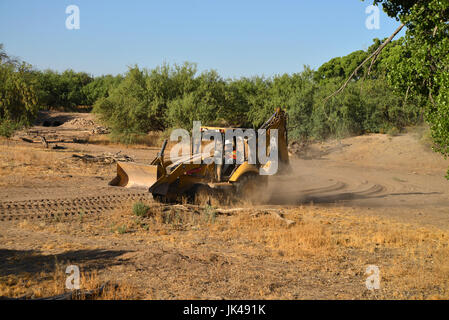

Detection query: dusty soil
xmin=1 ymin=112 xmax=449 ymax=299
xmin=271 ymin=134 xmax=449 ymax=229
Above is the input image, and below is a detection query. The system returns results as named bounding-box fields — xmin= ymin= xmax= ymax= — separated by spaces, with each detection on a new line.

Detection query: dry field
xmin=1 ymin=112 xmax=449 ymax=300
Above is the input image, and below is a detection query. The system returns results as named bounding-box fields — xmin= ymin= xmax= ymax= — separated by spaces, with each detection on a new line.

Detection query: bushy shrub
xmin=0 ymin=119 xmax=22 ymax=138
xmin=93 ymin=63 xmax=198 ymax=135
xmin=33 ymin=69 xmax=93 ymax=110
xmin=132 ymin=201 xmax=150 ymax=217
xmin=0 ymin=44 xmax=39 ymax=135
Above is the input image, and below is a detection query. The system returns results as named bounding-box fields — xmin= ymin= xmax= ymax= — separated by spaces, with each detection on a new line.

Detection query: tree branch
xmin=323 ymin=23 xmax=405 ymax=104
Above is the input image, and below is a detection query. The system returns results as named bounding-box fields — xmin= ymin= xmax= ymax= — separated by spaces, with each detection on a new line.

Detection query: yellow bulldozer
xmin=109 ymin=108 xmax=290 ymax=203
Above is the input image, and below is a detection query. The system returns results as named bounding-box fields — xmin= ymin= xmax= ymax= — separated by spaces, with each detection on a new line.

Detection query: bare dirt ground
xmin=1 ymin=112 xmax=449 ymax=299
xmin=271 ymin=133 xmax=449 ymax=229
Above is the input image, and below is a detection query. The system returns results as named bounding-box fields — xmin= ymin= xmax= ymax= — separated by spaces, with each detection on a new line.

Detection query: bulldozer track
xmin=0 ymin=191 xmax=152 ymax=222
xmin=300 ymin=181 xmax=347 ymax=195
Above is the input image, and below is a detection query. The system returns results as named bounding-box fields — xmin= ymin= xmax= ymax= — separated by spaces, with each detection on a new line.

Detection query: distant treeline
xmin=0 ymin=39 xmax=425 ymax=141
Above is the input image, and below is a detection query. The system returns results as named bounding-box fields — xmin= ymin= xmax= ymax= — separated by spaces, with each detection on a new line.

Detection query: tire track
xmin=0 ymin=191 xmax=152 ymax=221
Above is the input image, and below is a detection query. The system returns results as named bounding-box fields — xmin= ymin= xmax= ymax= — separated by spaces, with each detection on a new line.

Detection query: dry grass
xmin=220 ymin=211 xmax=335 ymax=259
xmin=0 ymin=258 xmax=135 ymax=299
xmin=3 ymin=198 xmax=449 ymax=299
xmin=0 ymin=142 xmax=112 ymax=186
xmin=295 ymin=207 xmax=449 ymax=299
xmin=74 ymin=202 xmax=449 ymax=299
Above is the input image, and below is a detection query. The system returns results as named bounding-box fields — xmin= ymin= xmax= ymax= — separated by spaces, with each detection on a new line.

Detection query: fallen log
xmin=72 ymin=151 xmax=134 ymax=164
xmin=158 ymin=204 xmax=296 ymax=226
xmin=20 ymin=137 xmax=65 ymax=144
xmin=20 ymin=137 xmax=35 ymax=143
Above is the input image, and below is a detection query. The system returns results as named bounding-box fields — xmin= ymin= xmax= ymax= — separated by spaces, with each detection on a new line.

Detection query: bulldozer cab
xmin=197 ymin=127 xmax=257 ymax=181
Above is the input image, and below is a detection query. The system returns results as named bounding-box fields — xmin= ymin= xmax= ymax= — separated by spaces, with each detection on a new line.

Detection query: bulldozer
xmin=109 ymin=108 xmax=290 ymax=203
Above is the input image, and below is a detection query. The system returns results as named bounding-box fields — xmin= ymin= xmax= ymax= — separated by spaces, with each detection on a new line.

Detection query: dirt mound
xmin=60 ymin=117 xmax=96 ymax=128
xmin=58 ymin=115 xmax=109 ymax=134
xmin=324 ymin=134 xmax=447 ymax=174
xmin=293 ymin=133 xmax=448 ymax=174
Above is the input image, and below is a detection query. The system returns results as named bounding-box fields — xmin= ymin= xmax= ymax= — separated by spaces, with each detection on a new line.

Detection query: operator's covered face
xmin=225 ymin=138 xmax=233 ymax=147
xmin=224 ymin=139 xmax=234 ymax=159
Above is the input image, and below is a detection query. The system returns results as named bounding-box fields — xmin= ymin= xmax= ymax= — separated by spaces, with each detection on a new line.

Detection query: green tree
xmin=32 ymin=69 xmax=94 ymax=110
xmin=0 ymin=44 xmax=39 ymax=136
xmin=166 ymin=69 xmax=228 ymax=129
xmin=369 ymin=0 xmax=449 ymax=177
xmin=93 ymin=63 xmax=200 ymax=136
xmin=82 ymin=74 xmax=123 ymax=105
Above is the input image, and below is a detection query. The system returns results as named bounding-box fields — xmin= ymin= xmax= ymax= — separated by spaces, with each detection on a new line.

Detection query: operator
xmin=216 ymin=138 xmax=236 ymax=182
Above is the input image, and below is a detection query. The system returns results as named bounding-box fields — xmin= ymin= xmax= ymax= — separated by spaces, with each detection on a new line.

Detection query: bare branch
xmin=323 ymin=23 xmax=405 ymax=104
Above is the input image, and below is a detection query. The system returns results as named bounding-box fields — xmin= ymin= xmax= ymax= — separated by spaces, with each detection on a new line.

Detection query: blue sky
xmin=0 ymin=0 xmax=404 ymax=78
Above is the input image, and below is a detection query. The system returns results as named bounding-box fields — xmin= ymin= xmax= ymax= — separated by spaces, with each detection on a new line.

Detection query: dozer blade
xmin=109 ymin=162 xmax=159 ymax=189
